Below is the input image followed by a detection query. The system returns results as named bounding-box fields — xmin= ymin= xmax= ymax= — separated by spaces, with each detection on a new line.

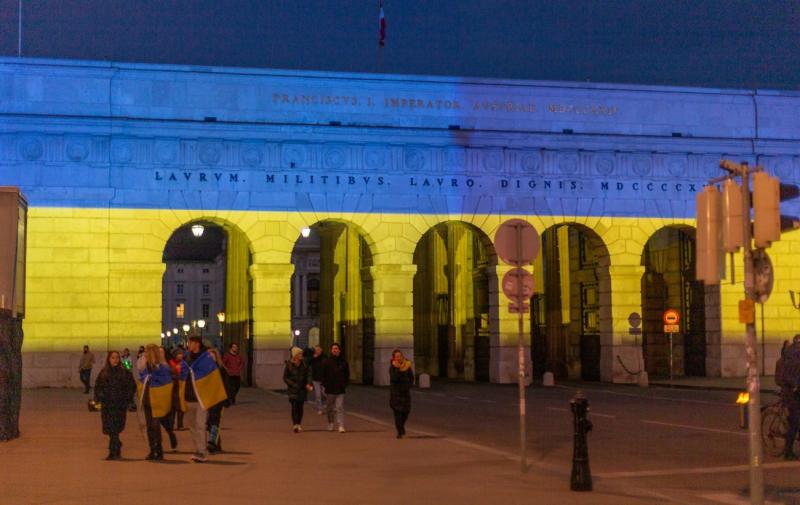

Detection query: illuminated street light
xmin=191 ymin=224 xmax=205 ymax=237
xmin=301 ymin=227 xmax=311 ymax=238
xmin=166 ymin=331 xmax=171 ymax=337
xmin=182 ymin=323 xmax=190 ymax=333
xmin=197 ymin=319 xmax=206 ymax=329
xmin=173 ymin=327 xmax=178 ymax=334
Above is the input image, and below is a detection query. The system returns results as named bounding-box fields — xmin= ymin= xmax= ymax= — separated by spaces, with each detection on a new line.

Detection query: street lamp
xmin=182 ymin=323 xmax=190 ymax=333
xmin=301 ymin=227 xmax=311 ymax=238
xmin=191 ymin=224 xmax=204 ymax=237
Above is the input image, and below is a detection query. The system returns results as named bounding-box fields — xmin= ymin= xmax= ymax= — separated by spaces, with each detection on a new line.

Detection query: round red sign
xmin=662 ymin=309 xmax=680 ymax=325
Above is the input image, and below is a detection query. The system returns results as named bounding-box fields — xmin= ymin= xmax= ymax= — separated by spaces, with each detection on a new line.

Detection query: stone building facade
xmin=3 ymin=57 xmax=800 ymax=388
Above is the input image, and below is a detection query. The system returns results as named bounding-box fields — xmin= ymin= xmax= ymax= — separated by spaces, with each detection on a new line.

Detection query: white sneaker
xmin=338 ymin=426 xmax=346 ymax=433
xmin=293 ymin=424 xmax=300 ymax=433
xmin=327 ymin=423 xmax=334 ymax=431
xmin=296 ymin=425 xmax=303 ymax=432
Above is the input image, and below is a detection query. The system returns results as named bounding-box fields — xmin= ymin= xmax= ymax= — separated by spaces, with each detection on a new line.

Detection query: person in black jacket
xmin=322 ymin=342 xmax=350 ymax=433
xmin=389 ymin=349 xmax=414 ymax=439
xmin=309 ymin=345 xmax=326 ymax=415
xmin=93 ymin=351 xmax=135 ymax=460
xmin=283 ymin=347 xmax=313 ymax=432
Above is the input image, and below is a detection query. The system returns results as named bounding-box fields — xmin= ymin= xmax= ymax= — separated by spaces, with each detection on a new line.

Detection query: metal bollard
xmin=736 ymin=391 xmax=749 ymax=430
xmin=570 ymin=391 xmax=593 ymax=492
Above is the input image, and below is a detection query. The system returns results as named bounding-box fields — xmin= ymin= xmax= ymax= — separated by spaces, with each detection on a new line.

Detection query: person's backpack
xmin=775 ymin=355 xmax=786 ymax=387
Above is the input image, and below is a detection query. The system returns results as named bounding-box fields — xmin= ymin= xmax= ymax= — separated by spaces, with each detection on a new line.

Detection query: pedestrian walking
xmin=135 ymin=344 xmax=174 ymax=461
xmin=182 ymin=336 xmax=228 ymax=463
xmin=206 ymin=348 xmax=232 ymax=453
xmin=222 ymin=342 xmax=245 ymax=405
xmin=156 ymin=346 xmax=179 ymax=451
xmin=389 ymin=349 xmax=414 ymax=439
xmin=322 ymin=342 xmax=349 ymax=433
xmin=93 ymin=351 xmax=135 ymax=460
xmin=781 ymin=335 xmax=800 ymax=460
xmin=169 ymin=348 xmax=185 ymax=430
xmin=309 ymin=345 xmax=326 ymax=414
xmin=120 ymin=348 xmax=132 ymax=371
xmin=283 ymin=347 xmax=313 ymax=432
xmin=78 ymin=345 xmax=96 ymax=394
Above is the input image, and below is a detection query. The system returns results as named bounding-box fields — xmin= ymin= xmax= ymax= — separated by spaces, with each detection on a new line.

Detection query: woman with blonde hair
xmin=136 ymin=344 xmax=174 ymax=461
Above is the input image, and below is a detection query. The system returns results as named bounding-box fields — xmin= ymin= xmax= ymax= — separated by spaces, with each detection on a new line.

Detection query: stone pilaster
xmin=605 ymin=264 xmax=646 ymax=383
xmin=250 ymin=262 xmax=294 ymax=389
xmin=371 ymin=263 xmax=417 ymax=386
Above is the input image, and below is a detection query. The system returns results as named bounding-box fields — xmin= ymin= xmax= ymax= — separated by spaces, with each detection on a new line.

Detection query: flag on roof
xmin=379 ymin=2 xmax=386 ymax=47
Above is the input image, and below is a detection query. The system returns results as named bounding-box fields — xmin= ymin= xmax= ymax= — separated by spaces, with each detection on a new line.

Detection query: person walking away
xmin=93 ymin=351 xmax=135 ymax=460
xmin=284 ymin=347 xmax=313 ymax=432
xmin=79 ymin=345 xmax=96 ymax=394
xmin=155 ymin=346 xmax=179 ymax=451
xmin=169 ymin=348 xmax=186 ymax=430
xmin=309 ymin=345 xmax=326 ymax=414
xmin=389 ymin=349 xmax=414 ymax=439
xmin=182 ymin=336 xmax=228 ymax=463
xmin=135 ymin=344 xmax=174 ymax=461
xmin=781 ymin=335 xmax=800 ymax=460
xmin=322 ymin=343 xmax=349 ymax=433
xmin=206 ymin=348 xmax=232 ymax=453
xmin=222 ymin=343 xmax=245 ymax=405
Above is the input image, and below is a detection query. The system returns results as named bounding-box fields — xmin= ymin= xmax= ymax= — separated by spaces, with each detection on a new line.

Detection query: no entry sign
xmin=663 ymin=308 xmax=680 ymax=333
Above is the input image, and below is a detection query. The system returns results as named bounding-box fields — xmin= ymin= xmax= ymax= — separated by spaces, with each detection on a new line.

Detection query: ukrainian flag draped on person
xmin=136 ymin=364 xmax=174 ymax=418
xmin=182 ymin=350 xmax=228 ymax=410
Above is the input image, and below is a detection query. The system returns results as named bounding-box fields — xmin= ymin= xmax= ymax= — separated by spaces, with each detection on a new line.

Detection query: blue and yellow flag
xmin=185 ymin=351 xmax=228 ymax=410
xmin=137 ymin=365 xmax=174 ymax=418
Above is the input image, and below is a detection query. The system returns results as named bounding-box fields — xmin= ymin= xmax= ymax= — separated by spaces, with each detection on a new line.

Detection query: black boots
xmin=146 ymin=445 xmax=164 ymax=461
xmin=106 ymin=437 xmax=122 ymax=460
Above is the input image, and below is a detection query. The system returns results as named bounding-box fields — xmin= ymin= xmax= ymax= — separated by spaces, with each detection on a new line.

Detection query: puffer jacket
xmin=283 ymin=360 xmax=311 ymax=401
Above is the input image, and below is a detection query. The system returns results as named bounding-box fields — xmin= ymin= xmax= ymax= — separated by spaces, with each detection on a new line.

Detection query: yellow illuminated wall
xmin=22 ymin=207 xmax=800 ymax=383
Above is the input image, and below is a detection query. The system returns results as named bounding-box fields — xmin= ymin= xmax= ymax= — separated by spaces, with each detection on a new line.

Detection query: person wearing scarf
xmin=389 ymin=349 xmax=414 ymax=439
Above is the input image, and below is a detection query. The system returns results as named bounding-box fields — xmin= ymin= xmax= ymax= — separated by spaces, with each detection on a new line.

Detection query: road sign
xmin=663 ymin=324 xmax=679 ymax=333
xmin=753 ymin=249 xmax=774 ymax=303
xmin=495 ymin=219 xmax=539 ymax=266
xmin=502 ymin=268 xmax=534 ymax=304
xmin=662 ymin=309 xmax=680 ymax=325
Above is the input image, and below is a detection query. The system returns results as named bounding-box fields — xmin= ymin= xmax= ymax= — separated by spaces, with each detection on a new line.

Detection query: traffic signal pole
xmin=740 ymin=164 xmax=764 ymax=505
xmin=719 ymin=161 xmax=764 ymax=505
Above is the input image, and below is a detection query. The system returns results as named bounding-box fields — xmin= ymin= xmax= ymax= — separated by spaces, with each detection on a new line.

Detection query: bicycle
xmin=761 ymin=394 xmax=799 ymax=457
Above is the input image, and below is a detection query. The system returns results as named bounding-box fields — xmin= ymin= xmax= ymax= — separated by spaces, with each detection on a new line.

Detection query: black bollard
xmin=570 ymin=391 xmax=593 ymax=491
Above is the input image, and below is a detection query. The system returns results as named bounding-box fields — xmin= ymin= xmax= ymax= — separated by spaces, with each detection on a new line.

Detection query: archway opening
xmin=162 ymin=221 xmax=253 ymax=383
xmin=291 ymin=221 xmax=375 ymax=384
xmin=640 ymin=226 xmax=710 ymax=377
xmin=412 ymin=222 xmax=497 ymax=381
xmin=530 ymin=224 xmax=610 ymax=381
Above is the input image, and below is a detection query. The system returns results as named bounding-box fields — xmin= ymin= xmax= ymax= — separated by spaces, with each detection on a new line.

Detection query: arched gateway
xmin=7 ymin=57 xmax=800 ymax=388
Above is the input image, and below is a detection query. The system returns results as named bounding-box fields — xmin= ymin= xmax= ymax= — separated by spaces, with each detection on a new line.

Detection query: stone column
xmin=250 ymin=262 xmax=294 ymax=389
xmin=488 ymin=264 xmax=532 ymax=384
xmin=604 ymin=264 xmax=645 ymax=383
xmin=371 ymin=262 xmax=417 ymax=386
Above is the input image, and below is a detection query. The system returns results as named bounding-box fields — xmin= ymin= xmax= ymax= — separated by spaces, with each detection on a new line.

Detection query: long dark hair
xmin=97 ymin=351 xmax=121 ymax=381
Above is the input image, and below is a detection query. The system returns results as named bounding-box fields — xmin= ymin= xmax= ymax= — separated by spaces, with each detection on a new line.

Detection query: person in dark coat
xmin=389 ymin=349 xmax=414 ymax=439
xmin=283 ymin=347 xmax=313 ymax=432
xmin=309 ymin=345 xmax=326 ymax=414
xmin=322 ymin=342 xmax=350 ymax=433
xmin=93 ymin=350 xmax=135 ymax=460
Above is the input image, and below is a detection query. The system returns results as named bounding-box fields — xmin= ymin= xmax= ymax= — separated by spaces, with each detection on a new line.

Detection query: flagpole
xmin=18 ymin=0 xmax=22 ymax=57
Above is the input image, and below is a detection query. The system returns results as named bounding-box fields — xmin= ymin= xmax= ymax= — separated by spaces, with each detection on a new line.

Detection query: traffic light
xmin=722 ymin=179 xmax=744 ymax=253
xmin=696 ymin=185 xmax=723 ymax=284
xmin=752 ymin=171 xmax=780 ymax=248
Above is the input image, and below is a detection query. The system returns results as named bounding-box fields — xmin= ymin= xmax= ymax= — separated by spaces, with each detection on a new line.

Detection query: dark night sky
xmin=1 ymin=1 xmax=799 ymax=90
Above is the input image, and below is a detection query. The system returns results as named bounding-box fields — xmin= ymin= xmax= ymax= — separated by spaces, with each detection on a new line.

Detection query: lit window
xmin=202 ymin=303 xmax=210 ymax=318
xmin=175 ymin=303 xmax=185 ymax=319
xmin=202 ymin=284 xmax=210 ymax=295
xmin=176 ymin=284 xmax=184 ymax=295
